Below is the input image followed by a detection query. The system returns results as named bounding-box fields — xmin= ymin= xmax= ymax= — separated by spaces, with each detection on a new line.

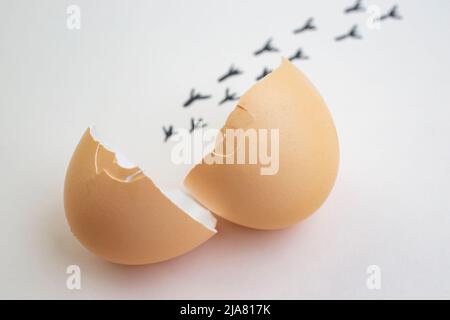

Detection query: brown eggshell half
xmin=185 ymin=59 xmax=339 ymax=230
xmin=64 ymin=128 xmax=216 ymax=265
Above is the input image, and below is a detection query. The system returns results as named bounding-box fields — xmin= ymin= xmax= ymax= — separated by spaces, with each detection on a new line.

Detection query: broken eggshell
xmin=184 ymin=59 xmax=340 ymax=230
xmin=63 ymin=59 xmax=338 ymax=264
xmin=64 ymin=127 xmax=216 ymax=265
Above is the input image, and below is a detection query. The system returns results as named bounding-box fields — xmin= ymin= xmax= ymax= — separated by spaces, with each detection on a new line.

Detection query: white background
xmin=1 ymin=0 xmax=450 ymax=299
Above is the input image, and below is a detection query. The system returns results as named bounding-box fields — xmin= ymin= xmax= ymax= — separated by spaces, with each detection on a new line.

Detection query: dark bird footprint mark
xmin=219 ymin=88 xmax=239 ymax=105
xmin=183 ymin=89 xmax=212 ymax=108
xmin=335 ymin=25 xmax=362 ymax=41
xmin=189 ymin=118 xmax=207 ymax=133
xmin=344 ymin=0 xmax=365 ymax=14
xmin=289 ymin=48 xmax=309 ymax=61
xmin=256 ymin=67 xmax=272 ymax=81
xmin=162 ymin=125 xmax=176 ymax=143
xmin=378 ymin=5 xmax=402 ymax=21
xmin=218 ymin=65 xmax=243 ymax=83
xmin=293 ymin=17 xmax=316 ymax=34
xmin=254 ymin=38 xmax=279 ymax=56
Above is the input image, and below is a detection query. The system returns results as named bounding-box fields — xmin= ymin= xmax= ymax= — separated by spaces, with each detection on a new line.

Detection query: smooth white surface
xmin=1 ymin=0 xmax=450 ymax=299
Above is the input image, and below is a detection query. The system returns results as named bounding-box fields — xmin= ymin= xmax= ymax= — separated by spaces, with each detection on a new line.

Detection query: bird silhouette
xmin=219 ymin=88 xmax=239 ymax=105
xmin=183 ymin=89 xmax=212 ymax=108
xmin=293 ymin=17 xmax=317 ymax=34
xmin=189 ymin=118 xmax=207 ymax=133
xmin=344 ymin=0 xmax=365 ymax=14
xmin=218 ymin=65 xmax=243 ymax=82
xmin=162 ymin=125 xmax=176 ymax=142
xmin=378 ymin=5 xmax=402 ymax=21
xmin=289 ymin=48 xmax=309 ymax=61
xmin=256 ymin=67 xmax=272 ymax=81
xmin=254 ymin=38 xmax=279 ymax=56
xmin=335 ymin=25 xmax=362 ymax=41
